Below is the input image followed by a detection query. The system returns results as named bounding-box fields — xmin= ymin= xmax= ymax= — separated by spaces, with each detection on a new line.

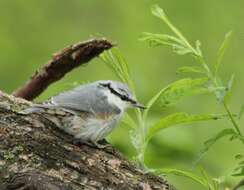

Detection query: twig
xmin=12 ymin=39 xmax=113 ymax=100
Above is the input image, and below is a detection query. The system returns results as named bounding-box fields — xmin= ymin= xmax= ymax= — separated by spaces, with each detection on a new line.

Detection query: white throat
xmin=104 ymin=90 xmax=129 ymax=111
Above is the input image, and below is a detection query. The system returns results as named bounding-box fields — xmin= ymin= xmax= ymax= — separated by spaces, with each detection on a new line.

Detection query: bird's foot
xmin=94 ymin=139 xmax=111 ymax=149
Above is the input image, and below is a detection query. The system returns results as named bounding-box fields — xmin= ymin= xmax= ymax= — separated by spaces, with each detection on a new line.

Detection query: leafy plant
xmin=155 ymin=168 xmax=220 ymax=190
xmin=100 ymin=4 xmax=243 ymax=190
xmin=140 ymin=4 xmax=244 ymax=189
xmin=233 ymin=154 xmax=244 ymax=177
xmin=101 ymin=48 xmax=223 ymax=168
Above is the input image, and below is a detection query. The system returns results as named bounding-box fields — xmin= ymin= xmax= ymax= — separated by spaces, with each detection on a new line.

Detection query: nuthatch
xmin=24 ymin=80 xmax=145 ymax=147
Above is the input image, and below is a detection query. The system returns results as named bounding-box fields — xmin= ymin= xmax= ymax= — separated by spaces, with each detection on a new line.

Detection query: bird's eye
xmin=120 ymin=95 xmax=127 ymax=101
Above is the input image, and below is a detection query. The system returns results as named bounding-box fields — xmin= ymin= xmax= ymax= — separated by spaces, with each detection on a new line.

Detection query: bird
xmin=24 ymin=80 xmax=145 ymax=148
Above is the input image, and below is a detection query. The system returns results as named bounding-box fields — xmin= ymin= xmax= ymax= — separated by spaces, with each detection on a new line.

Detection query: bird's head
xmin=97 ymin=80 xmax=146 ymax=111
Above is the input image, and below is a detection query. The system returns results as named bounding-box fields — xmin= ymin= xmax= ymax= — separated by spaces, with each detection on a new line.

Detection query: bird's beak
xmin=132 ymin=102 xmax=147 ymax=109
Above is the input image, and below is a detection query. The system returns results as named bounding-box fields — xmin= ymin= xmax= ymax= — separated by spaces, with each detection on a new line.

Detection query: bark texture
xmin=0 ymin=92 xmax=175 ymax=190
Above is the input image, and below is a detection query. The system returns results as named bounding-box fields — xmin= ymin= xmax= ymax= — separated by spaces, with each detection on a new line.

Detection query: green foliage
xmin=203 ymin=129 xmax=237 ymax=152
xmin=156 ymin=168 xmax=207 ymax=187
xmin=142 ymin=77 xmax=208 ymax=120
xmin=215 ymin=31 xmax=233 ymax=77
xmin=213 ymin=74 xmax=235 ymax=103
xmin=143 ymin=2 xmax=243 ymax=141
xmin=100 ymin=48 xmax=134 ymax=91
xmin=155 ymin=168 xmax=220 ymax=190
xmin=199 ymin=168 xmax=221 ymax=190
xmin=100 ymin=48 xmax=220 ymax=167
xmin=176 ymin=66 xmax=205 ymax=74
xmin=1 ymin=2 xmax=243 ymax=189
xmin=101 ymin=4 xmax=243 ymax=190
xmin=159 ymin=78 xmax=209 ymax=107
xmin=232 ymin=154 xmax=244 ymax=177
xmin=140 ymin=5 xmax=202 ymax=58
xmin=141 ymin=4 xmax=244 ymax=189
xmin=195 ymin=129 xmax=237 ymax=164
xmin=238 ymin=105 xmax=244 ymax=120
xmin=146 ymin=113 xmax=225 ymax=142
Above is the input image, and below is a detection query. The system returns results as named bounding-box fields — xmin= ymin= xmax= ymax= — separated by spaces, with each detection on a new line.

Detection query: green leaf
xmin=150 ymin=5 xmax=200 ymax=57
xmin=172 ymin=44 xmax=193 ymax=55
xmin=232 ymin=163 xmax=244 ymax=176
xmin=176 ymin=66 xmax=205 ymax=74
xmin=212 ymin=74 xmax=234 ymax=103
xmin=238 ymin=104 xmax=244 ymax=120
xmin=194 ymin=129 xmax=237 ymax=164
xmin=101 ymin=50 xmax=124 ymax=82
xmin=140 ymin=33 xmax=184 ymax=47
xmin=151 ymin=4 xmax=167 ymax=20
xmin=100 ymin=48 xmax=134 ymax=91
xmin=129 ymin=129 xmax=141 ymax=152
xmin=223 ymin=74 xmax=235 ymax=103
xmin=160 ymin=78 xmax=209 ymax=107
xmin=156 ymin=168 xmax=220 ymax=190
xmin=143 ymin=78 xmax=209 ymax=121
xmin=215 ymin=31 xmax=233 ymax=76
xmin=142 ymin=85 xmax=170 ymax=121
xmin=140 ymin=32 xmax=194 ymax=56
xmin=146 ymin=112 xmax=225 ymax=142
xmin=195 ymin=40 xmax=202 ymax=57
xmin=155 ymin=168 xmax=207 ymax=187
xmin=199 ymin=168 xmax=219 ymax=190
xmin=213 ymin=86 xmax=227 ymax=103
xmin=203 ymin=129 xmax=236 ymax=151
xmin=235 ymin=154 xmax=244 ymax=160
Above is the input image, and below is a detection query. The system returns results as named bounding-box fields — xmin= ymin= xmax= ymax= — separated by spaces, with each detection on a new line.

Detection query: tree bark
xmin=0 ymin=91 xmax=175 ymax=190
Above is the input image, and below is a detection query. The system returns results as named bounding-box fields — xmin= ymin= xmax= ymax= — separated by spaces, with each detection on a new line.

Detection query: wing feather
xmin=49 ymin=83 xmax=120 ymax=114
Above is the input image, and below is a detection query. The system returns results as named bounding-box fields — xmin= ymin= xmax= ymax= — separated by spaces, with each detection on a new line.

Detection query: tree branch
xmin=0 ymin=171 xmax=74 ymax=190
xmin=4 ymin=38 xmax=176 ymax=189
xmin=0 ymin=92 xmax=175 ymax=190
xmin=12 ymin=39 xmax=113 ymax=100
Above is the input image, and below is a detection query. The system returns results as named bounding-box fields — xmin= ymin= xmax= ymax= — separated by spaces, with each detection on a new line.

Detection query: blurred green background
xmin=0 ymin=0 xmax=243 ymax=189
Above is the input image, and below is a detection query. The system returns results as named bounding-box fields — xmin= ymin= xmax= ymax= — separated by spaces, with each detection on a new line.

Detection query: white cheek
xmin=105 ymin=91 xmax=129 ymax=110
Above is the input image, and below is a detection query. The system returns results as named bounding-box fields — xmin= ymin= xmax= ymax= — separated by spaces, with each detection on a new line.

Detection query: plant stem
xmin=223 ymin=102 xmax=243 ymax=136
xmin=162 ymin=15 xmax=200 ymax=57
xmin=198 ymin=57 xmax=243 ymax=138
xmin=132 ymin=87 xmax=146 ymax=165
xmin=155 ymin=5 xmax=243 ymax=141
xmin=137 ymin=109 xmax=146 ymax=165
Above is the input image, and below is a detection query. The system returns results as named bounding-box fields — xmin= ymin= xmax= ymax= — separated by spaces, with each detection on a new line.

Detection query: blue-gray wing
xmin=49 ymin=84 xmax=120 ymax=114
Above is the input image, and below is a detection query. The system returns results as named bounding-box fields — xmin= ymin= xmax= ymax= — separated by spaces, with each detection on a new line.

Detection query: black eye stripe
xmin=99 ymin=83 xmax=135 ymax=103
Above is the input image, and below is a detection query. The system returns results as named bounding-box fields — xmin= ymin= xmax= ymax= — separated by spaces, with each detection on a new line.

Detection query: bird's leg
xmin=97 ymin=139 xmax=109 ymax=145
xmin=94 ymin=139 xmax=111 ymax=149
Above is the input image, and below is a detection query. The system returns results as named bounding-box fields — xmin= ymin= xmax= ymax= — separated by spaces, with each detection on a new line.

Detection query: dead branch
xmin=12 ymin=39 xmax=113 ymax=100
